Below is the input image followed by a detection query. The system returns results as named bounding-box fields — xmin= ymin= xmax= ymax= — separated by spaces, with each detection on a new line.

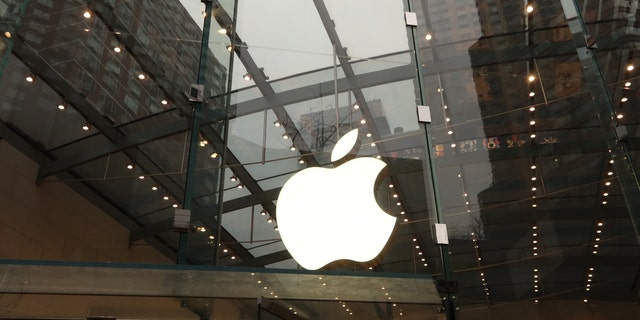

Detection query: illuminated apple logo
xmin=276 ymin=128 xmax=397 ymax=270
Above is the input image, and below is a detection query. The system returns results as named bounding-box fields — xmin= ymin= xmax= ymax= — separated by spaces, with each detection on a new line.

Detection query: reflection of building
xmin=299 ymin=99 xmax=390 ymax=153
xmin=1 ymin=0 xmax=640 ymax=319
xmin=468 ymin=0 xmax=640 ymax=305
xmin=7 ymin=0 xmax=226 ymax=125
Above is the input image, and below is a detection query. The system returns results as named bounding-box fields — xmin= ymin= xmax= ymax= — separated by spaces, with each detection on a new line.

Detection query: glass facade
xmin=0 ymin=0 xmax=639 ymax=319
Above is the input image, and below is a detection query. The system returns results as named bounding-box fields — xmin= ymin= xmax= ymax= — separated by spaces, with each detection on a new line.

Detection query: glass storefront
xmin=0 ymin=0 xmax=639 ymax=319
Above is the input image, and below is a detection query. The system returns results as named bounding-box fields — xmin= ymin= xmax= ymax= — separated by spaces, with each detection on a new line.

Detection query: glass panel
xmin=0 ymin=0 xmax=27 ymax=78
xmin=226 ymin=0 xmax=435 ymax=278
xmin=325 ymin=0 xmax=410 ymax=59
xmin=233 ymin=0 xmax=333 ymax=90
xmin=0 ymin=55 xmax=94 ymax=148
xmin=1 ymin=0 xmax=639 ymax=318
xmin=414 ymin=0 xmax=640 ymax=313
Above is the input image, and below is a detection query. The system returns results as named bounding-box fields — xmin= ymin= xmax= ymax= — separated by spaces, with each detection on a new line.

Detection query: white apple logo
xmin=276 ymin=128 xmax=397 ymax=270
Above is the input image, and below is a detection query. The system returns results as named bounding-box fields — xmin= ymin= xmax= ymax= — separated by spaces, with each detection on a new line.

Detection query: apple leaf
xmin=331 ymin=129 xmax=359 ymax=162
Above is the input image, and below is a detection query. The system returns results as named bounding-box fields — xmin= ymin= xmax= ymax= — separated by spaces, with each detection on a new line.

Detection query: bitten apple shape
xmin=276 ymin=129 xmax=397 ymax=270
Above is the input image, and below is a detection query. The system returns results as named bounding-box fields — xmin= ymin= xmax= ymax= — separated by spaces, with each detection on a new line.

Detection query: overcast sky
xmin=179 ymin=0 xmax=205 ymax=29
xmin=177 ymin=0 xmax=427 ymax=144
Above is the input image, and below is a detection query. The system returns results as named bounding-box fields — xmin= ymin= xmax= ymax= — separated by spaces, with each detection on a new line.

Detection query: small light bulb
xmin=83 ymin=10 xmax=91 ymax=19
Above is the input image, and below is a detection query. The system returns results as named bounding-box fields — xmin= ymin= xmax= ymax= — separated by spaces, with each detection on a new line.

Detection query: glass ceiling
xmin=1 ymin=0 xmax=639 ymax=318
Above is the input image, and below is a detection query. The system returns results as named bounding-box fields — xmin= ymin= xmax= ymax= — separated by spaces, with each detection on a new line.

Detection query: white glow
xmin=331 ymin=129 xmax=359 ymax=162
xmin=277 ymin=129 xmax=396 ymax=270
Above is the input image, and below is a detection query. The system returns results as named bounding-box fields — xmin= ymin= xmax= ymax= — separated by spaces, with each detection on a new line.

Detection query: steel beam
xmin=130 ymin=187 xmax=281 ymax=243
